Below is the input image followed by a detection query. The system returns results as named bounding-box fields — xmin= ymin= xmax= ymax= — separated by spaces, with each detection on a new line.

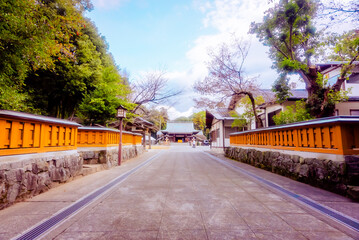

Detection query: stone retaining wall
xmin=78 ymin=145 xmax=145 ymax=168
xmin=225 ymin=147 xmax=359 ymax=200
xmin=0 ymin=151 xmax=82 ymax=209
xmin=0 ymin=145 xmax=145 ymax=209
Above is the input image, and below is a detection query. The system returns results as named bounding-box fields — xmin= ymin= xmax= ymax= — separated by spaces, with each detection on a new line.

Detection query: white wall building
xmin=205 ymin=62 xmax=359 ymax=149
xmin=318 ymin=62 xmax=359 ymax=116
xmin=206 ymin=109 xmax=240 ymax=151
xmin=257 ymin=62 xmax=359 ymax=128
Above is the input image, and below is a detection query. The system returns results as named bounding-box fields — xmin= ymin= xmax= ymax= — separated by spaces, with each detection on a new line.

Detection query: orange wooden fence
xmin=77 ymin=127 xmax=142 ymax=147
xmin=0 ymin=110 xmax=143 ymax=156
xmin=0 ymin=110 xmax=80 ymax=156
xmin=230 ymin=116 xmax=359 ymax=155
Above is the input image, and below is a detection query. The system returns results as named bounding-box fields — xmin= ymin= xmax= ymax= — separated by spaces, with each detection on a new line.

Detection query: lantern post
xmin=116 ymin=106 xmax=127 ymax=166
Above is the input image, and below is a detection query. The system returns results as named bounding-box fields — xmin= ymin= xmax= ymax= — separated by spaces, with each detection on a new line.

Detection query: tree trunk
xmin=246 ymin=92 xmax=263 ymax=128
xmin=303 ymin=70 xmax=336 ymax=119
xmin=231 ymin=92 xmax=264 ymax=129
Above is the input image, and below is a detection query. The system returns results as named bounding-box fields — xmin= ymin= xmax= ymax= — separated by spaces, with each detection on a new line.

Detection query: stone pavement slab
xmin=0 ymin=150 xmax=161 ymax=239
xmin=210 ymin=151 xmax=359 ymax=221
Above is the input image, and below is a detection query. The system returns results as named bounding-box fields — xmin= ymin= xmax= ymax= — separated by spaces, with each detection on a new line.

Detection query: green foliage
xmin=0 ymin=80 xmax=34 ymax=113
xmin=230 ymin=111 xmax=248 ymax=130
xmin=140 ymin=106 xmax=169 ymax=130
xmin=250 ymin=0 xmax=318 ymax=75
xmin=77 ymin=66 xmax=131 ymax=125
xmin=272 ymin=73 xmax=292 ymax=103
xmin=330 ymin=30 xmax=359 ymax=63
xmin=273 ymin=101 xmax=313 ymax=125
xmin=241 ymin=95 xmax=265 ymax=118
xmin=305 ymin=86 xmax=349 ymax=118
xmin=191 ymin=111 xmax=206 ymax=131
xmin=174 ymin=116 xmax=192 ymax=121
xmin=24 ymin=31 xmax=103 ymax=118
xmin=0 ymin=0 xmax=54 ymax=110
xmin=315 ymin=72 xmax=325 ymax=88
xmin=231 ymin=95 xmax=265 ymax=128
xmin=327 ymin=89 xmax=350 ymax=105
xmin=190 ymin=111 xmax=210 ymax=137
xmin=0 ymin=0 xmax=87 ymax=112
xmin=250 ymin=0 xmax=356 ymax=118
xmin=0 ymin=0 xmax=132 ymax=124
xmin=279 ymin=58 xmax=307 ymax=73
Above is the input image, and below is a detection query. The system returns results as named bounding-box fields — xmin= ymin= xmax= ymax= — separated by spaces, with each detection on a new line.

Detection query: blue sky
xmin=87 ymin=1 xmax=215 ymax=75
xmin=85 ymin=0 xmax=286 ymax=119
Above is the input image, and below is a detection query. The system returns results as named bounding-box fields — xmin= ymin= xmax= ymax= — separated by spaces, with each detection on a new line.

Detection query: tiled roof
xmin=207 ymin=108 xmax=235 ymax=120
xmin=258 ymin=89 xmax=308 ymax=101
xmin=162 ymin=121 xmax=199 ymax=134
xmin=227 ymin=90 xmax=276 ymax=110
xmin=316 ymin=61 xmax=359 ymax=67
xmin=348 ymin=73 xmax=359 ymax=83
xmin=348 ymin=96 xmax=359 ymax=101
xmin=288 ymin=89 xmax=308 ymax=99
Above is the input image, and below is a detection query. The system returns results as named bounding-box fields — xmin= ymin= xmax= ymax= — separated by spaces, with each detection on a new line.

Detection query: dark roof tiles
xmin=162 ymin=121 xmax=199 ymax=134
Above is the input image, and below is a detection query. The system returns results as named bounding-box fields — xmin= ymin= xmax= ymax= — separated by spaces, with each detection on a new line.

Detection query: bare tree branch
xmin=194 ymin=36 xmax=264 ymax=128
xmin=130 ymin=70 xmax=182 ymax=113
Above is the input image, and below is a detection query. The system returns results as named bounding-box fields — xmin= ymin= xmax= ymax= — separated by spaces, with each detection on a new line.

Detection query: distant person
xmin=192 ymin=139 xmax=196 ymax=148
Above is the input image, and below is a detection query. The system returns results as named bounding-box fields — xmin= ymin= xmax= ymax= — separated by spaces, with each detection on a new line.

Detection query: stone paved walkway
xmin=0 ymin=145 xmax=358 ymax=239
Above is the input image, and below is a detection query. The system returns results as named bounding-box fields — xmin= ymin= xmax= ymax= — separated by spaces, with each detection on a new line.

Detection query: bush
xmin=273 ymin=100 xmax=313 ymax=125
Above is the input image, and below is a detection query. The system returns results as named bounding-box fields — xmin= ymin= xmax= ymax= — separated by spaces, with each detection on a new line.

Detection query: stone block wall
xmin=0 ymin=145 xmax=145 ymax=210
xmin=0 ymin=151 xmax=82 ymax=209
xmin=78 ymin=145 xmax=145 ymax=168
xmin=225 ymin=147 xmax=359 ymax=200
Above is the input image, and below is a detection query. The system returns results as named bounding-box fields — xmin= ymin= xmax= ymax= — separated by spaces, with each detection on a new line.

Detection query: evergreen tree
xmin=250 ymin=0 xmax=358 ymax=118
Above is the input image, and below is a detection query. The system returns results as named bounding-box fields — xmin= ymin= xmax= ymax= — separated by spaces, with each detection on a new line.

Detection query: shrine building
xmin=160 ymin=121 xmax=199 ymax=142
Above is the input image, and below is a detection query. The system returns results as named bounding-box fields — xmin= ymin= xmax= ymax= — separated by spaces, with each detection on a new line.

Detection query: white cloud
xmin=163 ymin=0 xmax=277 ymax=119
xmin=203 ymin=0 xmax=270 ymax=33
xmin=193 ymin=0 xmax=213 ymax=13
xmin=156 ymin=105 xmax=195 ymax=120
xmin=92 ymin=0 xmax=129 ymax=9
xmin=194 ymin=0 xmax=277 ymax=82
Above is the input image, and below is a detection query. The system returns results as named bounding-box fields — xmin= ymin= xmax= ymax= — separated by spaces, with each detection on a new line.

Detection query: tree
xmin=0 ymin=0 xmax=91 ymax=112
xmin=25 ymin=29 xmax=103 ymax=118
xmin=77 ymin=65 xmax=132 ymax=125
xmin=194 ymin=37 xmax=264 ymax=128
xmin=230 ymin=95 xmax=265 ymax=130
xmin=190 ymin=111 xmax=210 ymax=138
xmin=273 ymin=100 xmax=313 ymax=125
xmin=191 ymin=111 xmax=206 ymax=132
xmin=130 ymin=70 xmax=182 ymax=113
xmin=250 ymin=0 xmax=359 ymax=118
xmin=329 ymin=31 xmax=359 ymax=62
xmin=230 ymin=112 xmax=248 ymax=131
xmin=140 ymin=106 xmax=169 ymax=130
xmin=0 ymin=0 xmax=132 ymax=124
xmin=174 ymin=116 xmax=191 ymax=122
xmin=272 ymin=73 xmax=292 ymax=103
xmin=24 ymin=15 xmax=133 ymax=120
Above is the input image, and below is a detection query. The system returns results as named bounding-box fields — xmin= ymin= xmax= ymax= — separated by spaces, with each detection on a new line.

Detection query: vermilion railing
xmin=0 ymin=110 xmax=143 ymax=157
xmin=77 ymin=127 xmax=142 ymax=147
xmin=0 ymin=110 xmax=80 ymax=156
xmin=230 ymin=116 xmax=359 ymax=155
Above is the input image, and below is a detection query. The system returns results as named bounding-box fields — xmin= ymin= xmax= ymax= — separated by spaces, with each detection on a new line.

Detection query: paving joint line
xmin=12 ymin=152 xmax=163 ymax=240
xmin=202 ymin=151 xmax=359 ymax=234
